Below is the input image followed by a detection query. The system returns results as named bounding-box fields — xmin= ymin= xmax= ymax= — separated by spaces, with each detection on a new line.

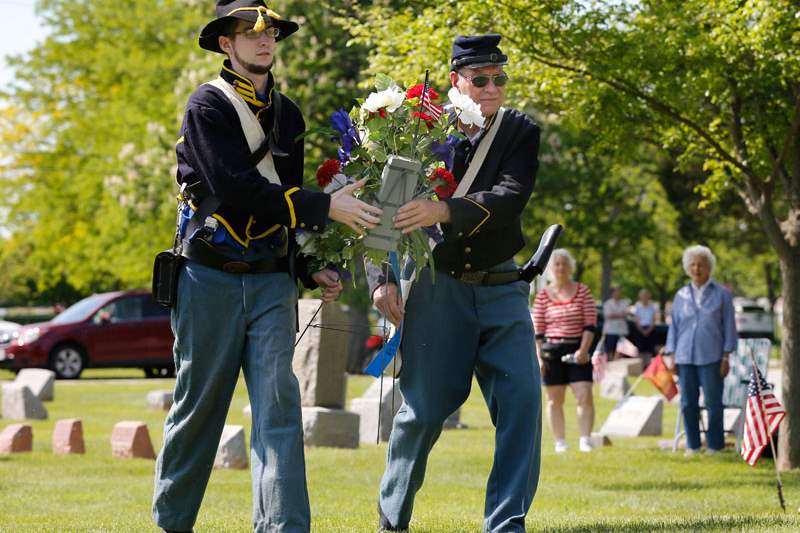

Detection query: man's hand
xmin=329 ymin=177 xmax=383 ymax=235
xmin=311 ymin=269 xmax=343 ymax=303
xmin=373 ymin=282 xmax=404 ymax=326
xmin=575 ymin=349 xmax=590 ymax=365
xmin=720 ymin=355 xmax=731 ymax=378
xmin=394 ymin=199 xmax=450 ymax=234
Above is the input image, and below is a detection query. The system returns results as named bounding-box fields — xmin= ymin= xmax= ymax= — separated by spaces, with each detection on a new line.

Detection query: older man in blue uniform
xmin=370 ymin=34 xmax=542 ymax=533
xmin=151 ymin=2 xmax=381 ymax=532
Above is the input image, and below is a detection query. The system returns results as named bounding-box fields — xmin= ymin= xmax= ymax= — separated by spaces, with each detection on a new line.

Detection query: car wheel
xmin=49 ymin=344 xmax=85 ymax=379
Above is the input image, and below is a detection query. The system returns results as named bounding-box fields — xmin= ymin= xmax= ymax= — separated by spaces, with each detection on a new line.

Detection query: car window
xmin=93 ymin=295 xmax=143 ymax=324
xmin=141 ymin=296 xmax=170 ymax=319
xmin=52 ymin=294 xmax=109 ymax=324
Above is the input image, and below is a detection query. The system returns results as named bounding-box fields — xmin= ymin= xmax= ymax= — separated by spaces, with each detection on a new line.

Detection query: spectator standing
xmin=532 ymin=249 xmax=597 ymax=453
xmin=632 ymin=289 xmax=660 ymax=363
xmin=664 ymin=245 xmax=737 ymax=456
xmin=602 ymin=287 xmax=629 ymax=359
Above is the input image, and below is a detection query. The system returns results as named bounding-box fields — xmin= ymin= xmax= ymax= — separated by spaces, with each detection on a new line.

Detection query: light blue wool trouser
xmin=153 ymin=261 xmax=309 ymax=533
xmin=379 ymin=267 xmax=542 ymax=533
xmin=678 ymin=361 xmax=725 ymax=451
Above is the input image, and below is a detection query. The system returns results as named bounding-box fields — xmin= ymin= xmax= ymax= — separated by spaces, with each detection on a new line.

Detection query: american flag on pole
xmin=741 ymin=367 xmax=785 ymax=466
xmin=421 ymin=89 xmax=443 ymax=120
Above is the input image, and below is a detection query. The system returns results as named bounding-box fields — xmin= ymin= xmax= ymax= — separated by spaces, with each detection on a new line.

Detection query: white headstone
xmin=600 ymin=372 xmax=630 ymax=400
xmin=351 ymin=379 xmax=404 ymax=443
xmin=301 ymin=407 xmax=359 ymax=448
xmin=2 ymin=383 xmax=47 ymax=420
xmin=214 ymin=425 xmax=248 ymax=469
xmin=14 ymin=369 xmax=56 ymax=401
xmin=146 ymin=390 xmax=173 ymax=411
xmin=599 ymin=396 xmax=663 ymax=437
xmin=607 ymin=358 xmax=643 ymax=377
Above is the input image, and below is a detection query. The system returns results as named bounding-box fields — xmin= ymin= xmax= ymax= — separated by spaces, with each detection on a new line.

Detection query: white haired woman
xmin=664 ymin=245 xmax=737 ymax=456
xmin=532 ymin=249 xmax=597 ymax=453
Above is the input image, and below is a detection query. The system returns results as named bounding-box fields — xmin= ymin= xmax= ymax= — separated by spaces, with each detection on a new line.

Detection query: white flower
xmin=295 ymin=231 xmax=317 ymax=254
xmin=362 ymin=87 xmax=406 ymax=113
xmin=447 ymin=88 xmax=485 ymax=128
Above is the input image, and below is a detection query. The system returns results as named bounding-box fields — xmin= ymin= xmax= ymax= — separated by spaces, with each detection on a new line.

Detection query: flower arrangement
xmin=299 ymin=74 xmax=484 ymax=276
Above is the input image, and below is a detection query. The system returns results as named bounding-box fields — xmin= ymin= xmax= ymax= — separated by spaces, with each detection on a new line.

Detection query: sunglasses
xmin=458 ymin=71 xmax=509 ymax=88
xmin=235 ymin=26 xmax=281 ymax=40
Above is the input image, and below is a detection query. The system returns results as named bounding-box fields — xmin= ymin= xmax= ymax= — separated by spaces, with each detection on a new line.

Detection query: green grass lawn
xmin=0 ymin=368 xmax=797 ymax=532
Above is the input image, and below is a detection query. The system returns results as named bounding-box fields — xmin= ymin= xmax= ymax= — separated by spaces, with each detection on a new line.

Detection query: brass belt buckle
xmin=459 ymin=271 xmax=486 ymax=284
xmin=222 ymin=261 xmax=251 ymax=273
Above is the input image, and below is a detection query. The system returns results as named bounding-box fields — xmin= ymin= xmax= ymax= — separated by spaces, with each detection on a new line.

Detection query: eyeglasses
xmin=235 ymin=26 xmax=281 ymax=40
xmin=458 ymin=71 xmax=509 ymax=88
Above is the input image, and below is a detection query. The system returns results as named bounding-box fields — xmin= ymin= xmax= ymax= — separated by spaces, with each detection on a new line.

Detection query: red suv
xmin=0 ymin=291 xmax=175 ymax=379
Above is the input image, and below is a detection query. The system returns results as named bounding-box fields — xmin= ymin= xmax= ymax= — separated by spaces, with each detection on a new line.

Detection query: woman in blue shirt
xmin=665 ymin=245 xmax=737 ymax=455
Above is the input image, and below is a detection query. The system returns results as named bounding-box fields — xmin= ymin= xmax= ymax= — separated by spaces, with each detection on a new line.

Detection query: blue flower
xmin=330 ymin=109 xmax=360 ymax=164
xmin=330 ymin=109 xmax=352 ymax=135
xmin=431 ymin=134 xmax=460 ymax=170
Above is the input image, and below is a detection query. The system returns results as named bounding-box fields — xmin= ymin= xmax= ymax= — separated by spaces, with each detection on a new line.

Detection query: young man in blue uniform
xmin=152 ymin=2 xmax=381 ymax=532
xmin=370 ymin=34 xmax=542 ymax=533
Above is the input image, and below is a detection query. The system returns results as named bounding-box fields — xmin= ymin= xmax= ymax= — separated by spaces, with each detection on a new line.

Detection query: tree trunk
xmin=778 ymin=251 xmax=800 ymax=470
xmin=765 ymin=262 xmax=778 ymax=311
xmin=600 ymin=249 xmax=612 ymax=301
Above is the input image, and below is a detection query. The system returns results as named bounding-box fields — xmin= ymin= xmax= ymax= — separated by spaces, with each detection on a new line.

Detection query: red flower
xmin=429 ymin=167 xmax=457 ymax=198
xmin=411 ymin=111 xmax=435 ymax=129
xmin=316 ymin=159 xmax=340 ymax=187
xmin=406 ymin=84 xmax=440 ymax=102
xmin=367 ymin=108 xmax=388 ymax=120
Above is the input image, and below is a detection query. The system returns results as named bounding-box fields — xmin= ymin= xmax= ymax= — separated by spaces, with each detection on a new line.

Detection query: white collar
xmin=691 ymin=279 xmax=712 ymax=293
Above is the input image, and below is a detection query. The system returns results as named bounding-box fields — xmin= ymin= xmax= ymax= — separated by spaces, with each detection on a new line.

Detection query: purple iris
xmin=431 ymin=134 xmax=460 ymax=170
xmin=422 ymin=224 xmax=444 ymax=245
xmin=330 ymin=109 xmax=360 ymax=164
xmin=327 ymin=264 xmax=352 ymax=282
xmin=330 ymin=109 xmax=351 ymax=135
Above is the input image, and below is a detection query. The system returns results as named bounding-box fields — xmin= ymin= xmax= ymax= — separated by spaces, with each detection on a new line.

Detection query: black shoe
xmin=163 ymin=529 xmax=193 ymax=533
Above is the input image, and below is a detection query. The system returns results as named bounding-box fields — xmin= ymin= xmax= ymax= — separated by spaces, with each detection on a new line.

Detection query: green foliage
xmin=0 ymin=0 xmax=210 ymax=303
xmin=349 ymin=0 xmax=798 ymax=300
xmin=0 ymin=0 xmax=384 ymax=305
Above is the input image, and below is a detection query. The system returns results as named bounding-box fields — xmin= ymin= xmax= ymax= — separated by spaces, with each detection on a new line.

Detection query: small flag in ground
xmin=421 ymin=90 xmax=443 ymax=120
xmin=741 ymin=367 xmax=785 ymax=466
xmin=643 ymin=354 xmax=678 ymax=401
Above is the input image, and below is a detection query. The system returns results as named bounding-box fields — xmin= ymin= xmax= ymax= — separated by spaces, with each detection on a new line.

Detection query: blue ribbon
xmin=364 ymin=252 xmax=403 ymax=378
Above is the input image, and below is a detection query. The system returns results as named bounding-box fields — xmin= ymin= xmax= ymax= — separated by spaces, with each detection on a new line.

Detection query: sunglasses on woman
xmin=458 ymin=71 xmax=509 ymax=88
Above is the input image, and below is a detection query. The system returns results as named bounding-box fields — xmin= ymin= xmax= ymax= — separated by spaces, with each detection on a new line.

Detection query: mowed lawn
xmin=0 ymin=368 xmax=798 ymax=532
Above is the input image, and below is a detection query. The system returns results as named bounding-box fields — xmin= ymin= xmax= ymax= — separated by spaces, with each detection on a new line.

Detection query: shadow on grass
xmin=533 ymin=515 xmax=793 ymax=532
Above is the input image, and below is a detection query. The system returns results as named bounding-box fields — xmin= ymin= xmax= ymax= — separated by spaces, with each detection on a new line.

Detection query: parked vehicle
xmin=0 ymin=291 xmax=174 ymax=379
xmin=0 ymin=320 xmax=22 ymax=348
xmin=734 ymin=297 xmax=775 ymax=341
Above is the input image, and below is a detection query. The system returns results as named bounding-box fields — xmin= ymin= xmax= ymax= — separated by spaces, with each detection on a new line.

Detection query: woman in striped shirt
xmin=532 ymin=249 xmax=598 ymax=453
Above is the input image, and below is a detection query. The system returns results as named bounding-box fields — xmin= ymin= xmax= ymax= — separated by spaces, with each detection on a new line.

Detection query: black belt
xmin=447 ymin=269 xmax=522 ymax=286
xmin=181 ymin=239 xmax=287 ymax=274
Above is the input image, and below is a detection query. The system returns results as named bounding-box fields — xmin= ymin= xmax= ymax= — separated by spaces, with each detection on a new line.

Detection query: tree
xmin=350 ymin=0 xmax=800 ymax=467
xmin=0 ymin=0 xmax=384 ymax=307
xmin=0 ymin=0 xmax=209 ymax=302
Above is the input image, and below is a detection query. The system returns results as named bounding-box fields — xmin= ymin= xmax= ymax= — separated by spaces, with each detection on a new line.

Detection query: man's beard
xmin=233 ymin=49 xmax=272 ymax=75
